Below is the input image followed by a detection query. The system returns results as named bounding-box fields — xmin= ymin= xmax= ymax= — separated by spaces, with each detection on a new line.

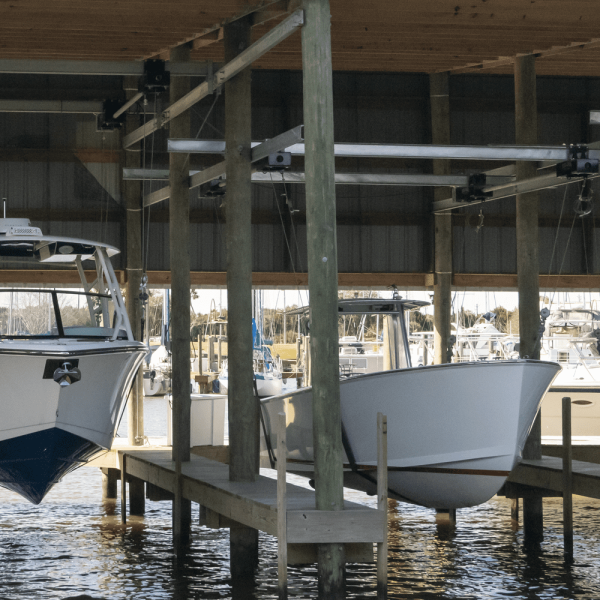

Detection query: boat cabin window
xmin=0 ymin=289 xmax=126 ymax=339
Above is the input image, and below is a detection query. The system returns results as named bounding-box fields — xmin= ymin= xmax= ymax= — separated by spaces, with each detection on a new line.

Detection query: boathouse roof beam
xmin=142 ymin=124 xmax=304 ymax=206
xmin=123 ymin=9 xmax=304 ymax=149
xmin=125 ymin=169 xmax=514 ymax=187
xmin=433 ymin=170 xmax=600 ymax=213
xmin=168 ymin=141 xmax=593 ymax=162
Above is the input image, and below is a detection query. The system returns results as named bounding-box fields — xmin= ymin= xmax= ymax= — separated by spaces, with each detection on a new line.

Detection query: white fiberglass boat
xmin=540 ymin=305 xmax=600 ymax=437
xmin=0 ymin=219 xmax=146 ymax=503
xmin=218 ymin=316 xmax=283 ymax=397
xmin=261 ymin=298 xmax=560 ymax=509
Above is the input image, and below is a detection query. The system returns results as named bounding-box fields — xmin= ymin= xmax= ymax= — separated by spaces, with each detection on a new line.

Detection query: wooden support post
xmin=277 ymin=412 xmax=288 ymax=600
xmin=429 ymin=72 xmax=452 ymax=366
xmin=515 ymin=54 xmax=544 ymax=546
xmin=129 ymin=476 xmax=145 ymax=516
xmin=377 ymin=413 xmax=388 ymax=600
xmin=120 ymin=453 xmax=127 ymax=524
xmin=224 ymin=14 xmax=257 ymax=483
xmin=170 ymin=43 xmax=193 ymax=550
xmin=562 ymin=396 xmax=574 ymax=560
xmin=101 ymin=467 xmax=118 ymax=500
xmin=435 ymin=508 xmax=457 ymax=525
xmin=224 ymin=13 xmax=260 ymax=580
xmin=301 ymin=1 xmax=345 ymax=597
xmin=511 ymin=498 xmax=520 ymax=526
xmin=122 ymin=75 xmax=144 ymax=446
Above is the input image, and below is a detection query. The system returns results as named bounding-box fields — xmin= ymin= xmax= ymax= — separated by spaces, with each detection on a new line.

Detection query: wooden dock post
xmin=429 ymin=72 xmax=453 ymax=367
xmin=277 ymin=412 xmax=288 ymax=599
xmin=301 ymin=0 xmax=345 ymax=596
xmin=120 ymin=453 xmax=127 ymax=524
xmin=377 ymin=413 xmax=388 ymax=600
xmin=101 ymin=467 xmax=118 ymax=501
xmin=128 ymin=477 xmax=145 ymax=516
xmin=170 ymin=42 xmax=193 ymax=550
xmin=515 ymin=54 xmax=543 ymax=546
xmin=224 ymin=13 xmax=260 ymax=580
xmin=511 ymin=498 xmax=520 ymax=527
xmin=122 ymin=75 xmax=144 ymax=448
xmin=562 ymin=396 xmax=574 ymax=560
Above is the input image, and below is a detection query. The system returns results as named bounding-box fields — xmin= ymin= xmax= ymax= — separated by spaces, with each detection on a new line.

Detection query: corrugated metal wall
xmin=0 ymin=70 xmax=599 ymax=278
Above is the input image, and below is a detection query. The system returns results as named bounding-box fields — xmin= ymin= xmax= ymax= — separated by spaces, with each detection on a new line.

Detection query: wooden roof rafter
xmin=145 ymin=0 xmax=302 ymax=60
xmin=442 ymin=36 xmax=600 ymax=75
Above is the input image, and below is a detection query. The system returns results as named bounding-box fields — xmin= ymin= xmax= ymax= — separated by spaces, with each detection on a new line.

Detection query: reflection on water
xmin=0 ymin=397 xmax=600 ymax=598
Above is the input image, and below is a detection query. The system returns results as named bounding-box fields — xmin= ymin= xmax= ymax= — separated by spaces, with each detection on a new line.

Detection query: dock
xmin=119 ymin=449 xmax=384 ymax=564
xmin=508 ymin=457 xmax=600 ymax=499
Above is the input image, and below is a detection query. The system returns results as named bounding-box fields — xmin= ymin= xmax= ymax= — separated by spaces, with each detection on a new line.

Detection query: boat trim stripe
xmin=0 ymin=345 xmax=145 ymax=357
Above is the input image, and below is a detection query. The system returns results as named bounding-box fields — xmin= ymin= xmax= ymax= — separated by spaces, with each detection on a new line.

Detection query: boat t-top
xmin=0 ymin=218 xmax=147 ymax=503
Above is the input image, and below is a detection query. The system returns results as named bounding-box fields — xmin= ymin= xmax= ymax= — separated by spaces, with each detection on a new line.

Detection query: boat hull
xmin=261 ymin=360 xmax=560 ymax=509
xmin=0 ymin=341 xmax=146 ymax=503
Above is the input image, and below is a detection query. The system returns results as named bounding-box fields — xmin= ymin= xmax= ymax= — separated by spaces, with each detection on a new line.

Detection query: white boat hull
xmin=261 ymin=360 xmax=560 ymax=509
xmin=219 ymin=371 xmax=283 ymax=397
xmin=0 ymin=340 xmax=146 ymax=503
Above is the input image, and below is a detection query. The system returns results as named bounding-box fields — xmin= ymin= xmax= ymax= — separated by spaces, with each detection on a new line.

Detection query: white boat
xmin=261 ymin=298 xmax=560 ymax=509
xmin=219 ymin=345 xmax=283 ymax=397
xmin=217 ymin=308 xmax=283 ymax=397
xmin=143 ymin=343 xmax=171 ymax=396
xmin=540 ymin=305 xmax=600 ymax=437
xmin=0 ymin=218 xmax=147 ymax=503
xmin=143 ymin=290 xmax=172 ymax=397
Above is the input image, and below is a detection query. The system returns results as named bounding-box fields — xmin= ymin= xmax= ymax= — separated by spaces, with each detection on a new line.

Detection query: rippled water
xmin=1 ymin=398 xmax=600 ymax=599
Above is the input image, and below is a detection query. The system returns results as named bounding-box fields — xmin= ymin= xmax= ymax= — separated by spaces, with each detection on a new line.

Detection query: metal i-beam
xmin=123 ymin=10 xmax=304 ymax=149
xmin=433 ymin=170 xmax=600 ymax=213
xmin=141 ymin=125 xmax=304 ymax=206
xmin=125 ymin=169 xmax=514 ymax=187
xmin=168 ymin=140 xmax=586 ymax=162
xmin=0 ymin=58 xmax=213 ymax=76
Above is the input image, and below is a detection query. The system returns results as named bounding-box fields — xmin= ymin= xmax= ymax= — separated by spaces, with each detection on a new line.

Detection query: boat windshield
xmin=0 ymin=289 xmax=126 ymax=339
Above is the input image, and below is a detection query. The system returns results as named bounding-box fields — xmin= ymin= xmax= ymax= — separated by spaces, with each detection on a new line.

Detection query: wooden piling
xmin=429 ymin=72 xmax=453 ymax=366
xmin=120 ymin=453 xmax=127 ymax=524
xmin=562 ymin=397 xmax=574 ymax=560
xmin=129 ymin=477 xmax=145 ymax=516
xmin=511 ymin=498 xmax=519 ymax=526
xmin=277 ymin=412 xmax=288 ymax=599
xmin=101 ymin=467 xmax=118 ymax=500
xmin=122 ymin=75 xmax=144 ymax=446
xmin=515 ymin=54 xmax=543 ymax=546
xmin=301 ymin=0 xmax=345 ymax=596
xmin=169 ymin=42 xmax=192 ymax=549
xmin=223 ymin=13 xmax=260 ymax=578
xmin=377 ymin=413 xmax=388 ymax=600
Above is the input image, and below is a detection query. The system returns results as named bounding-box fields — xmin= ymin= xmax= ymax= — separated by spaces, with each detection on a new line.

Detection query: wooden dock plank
xmin=121 ymin=449 xmax=382 ymax=543
xmin=509 ymin=456 xmax=600 ymax=500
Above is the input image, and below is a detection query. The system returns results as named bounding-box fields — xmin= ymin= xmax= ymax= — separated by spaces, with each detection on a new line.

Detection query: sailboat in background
xmin=218 ymin=290 xmax=283 ymax=397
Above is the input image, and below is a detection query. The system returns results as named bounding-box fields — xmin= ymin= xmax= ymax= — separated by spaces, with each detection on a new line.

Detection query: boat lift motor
xmin=454 ymin=173 xmax=493 ymax=203
xmin=556 ymin=145 xmax=599 ymax=178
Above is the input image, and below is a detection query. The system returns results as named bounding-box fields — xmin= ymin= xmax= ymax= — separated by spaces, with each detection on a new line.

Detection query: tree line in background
xmin=140 ymin=289 xmax=522 ymax=344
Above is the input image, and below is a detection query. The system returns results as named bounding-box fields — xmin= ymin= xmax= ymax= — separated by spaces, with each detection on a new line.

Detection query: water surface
xmin=1 ymin=398 xmax=599 ymax=599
